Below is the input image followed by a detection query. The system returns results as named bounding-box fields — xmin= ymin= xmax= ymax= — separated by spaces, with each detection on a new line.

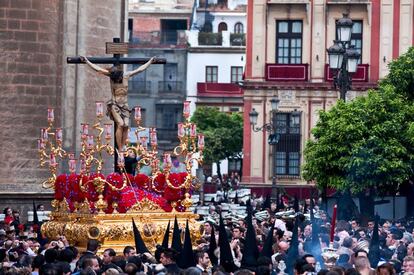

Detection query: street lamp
xmin=249 ymin=97 xmax=280 ymax=201
xmin=327 ymin=14 xmax=361 ymax=101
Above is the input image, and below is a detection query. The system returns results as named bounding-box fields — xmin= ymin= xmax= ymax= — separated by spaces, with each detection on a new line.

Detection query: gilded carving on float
xmin=38 ymin=43 xmax=203 ymax=252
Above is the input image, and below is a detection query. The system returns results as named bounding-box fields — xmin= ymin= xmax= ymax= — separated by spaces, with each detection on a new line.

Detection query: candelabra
xmin=129 ymin=101 xmax=205 ymax=209
xmin=37 ymin=108 xmax=67 ymax=189
xmin=38 ymin=101 xmax=204 ymax=214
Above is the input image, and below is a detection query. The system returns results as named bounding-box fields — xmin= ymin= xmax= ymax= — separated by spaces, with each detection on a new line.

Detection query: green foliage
xmin=191 ymin=107 xmax=243 ymax=164
xmin=382 ymin=47 xmax=414 ymax=100
xmin=303 ymin=85 xmax=414 ymax=194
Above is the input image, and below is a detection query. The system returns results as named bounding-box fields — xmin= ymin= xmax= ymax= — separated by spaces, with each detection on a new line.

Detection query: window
xmin=234 ymin=22 xmax=244 ymax=34
xmin=218 ymin=22 xmax=228 ymax=32
xmin=336 ymin=20 xmax=363 ymax=63
xmin=156 ymin=104 xmax=182 ymax=142
xmin=272 ymin=112 xmax=301 ymax=176
xmin=128 ymin=65 xmax=148 ymax=93
xmin=351 ymin=21 xmax=362 ymax=63
xmin=276 ymin=20 xmax=302 ymax=64
xmin=231 ymin=66 xmax=243 ymax=83
xmin=206 ymin=66 xmax=218 ymax=83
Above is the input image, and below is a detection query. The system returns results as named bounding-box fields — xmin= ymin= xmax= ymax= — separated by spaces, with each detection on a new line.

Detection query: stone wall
xmin=0 ymin=0 xmax=64 ymax=193
xmin=0 ymin=0 xmax=126 ymax=199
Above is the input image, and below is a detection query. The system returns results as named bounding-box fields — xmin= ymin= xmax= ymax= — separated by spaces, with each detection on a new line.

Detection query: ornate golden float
xmin=38 ymin=101 xmax=203 ymax=253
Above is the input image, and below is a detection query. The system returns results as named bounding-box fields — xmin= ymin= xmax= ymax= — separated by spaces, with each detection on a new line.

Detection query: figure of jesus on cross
xmin=80 ymin=55 xmax=155 ymax=151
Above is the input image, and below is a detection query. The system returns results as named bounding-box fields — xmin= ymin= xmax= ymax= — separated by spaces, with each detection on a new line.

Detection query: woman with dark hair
xmin=376 ymin=263 xmax=396 ymax=275
xmin=3 ymin=208 xmax=13 ymax=225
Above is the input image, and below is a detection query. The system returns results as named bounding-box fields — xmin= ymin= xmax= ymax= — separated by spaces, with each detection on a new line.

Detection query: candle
xmin=183 ymin=101 xmax=191 ymax=118
xmin=55 ymin=128 xmax=63 ymax=142
xmin=87 ymin=135 xmax=94 ymax=149
xmin=150 ymin=128 xmax=157 ymax=147
xmin=81 ymin=123 xmax=89 ymax=136
xmin=330 ymin=204 xmax=337 ymax=243
xmin=104 ymin=124 xmax=112 ymax=139
xmin=190 ymin=123 xmax=197 ymax=137
xmin=197 ymin=134 xmax=205 ymax=150
xmin=134 ymin=106 xmax=141 ymax=121
xmin=140 ymin=136 xmax=148 ymax=149
xmin=41 ymin=128 xmax=48 ymax=141
xmin=80 ymin=159 xmax=86 ymax=173
xmin=50 ymin=153 xmax=56 ymax=166
xmin=177 ymin=123 xmax=185 ymax=138
xmin=37 ymin=139 xmax=45 ymax=150
xmin=164 ymin=153 xmax=172 ymax=166
xmin=47 ymin=108 xmax=54 ymax=123
xmin=69 ymin=159 xmax=76 ymax=173
xmin=96 ymin=101 xmax=104 ymax=117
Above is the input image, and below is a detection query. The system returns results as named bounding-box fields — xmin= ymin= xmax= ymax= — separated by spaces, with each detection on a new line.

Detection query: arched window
xmin=234 ymin=22 xmax=243 ymax=34
xmin=218 ymin=22 xmax=228 ymax=32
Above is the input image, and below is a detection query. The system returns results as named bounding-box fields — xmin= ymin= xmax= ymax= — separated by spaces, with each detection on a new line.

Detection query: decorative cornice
xmin=240 ymin=80 xmax=378 ymax=91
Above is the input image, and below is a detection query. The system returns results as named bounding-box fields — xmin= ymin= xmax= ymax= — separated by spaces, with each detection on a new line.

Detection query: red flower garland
xmin=53 ymin=171 xmax=191 ymax=213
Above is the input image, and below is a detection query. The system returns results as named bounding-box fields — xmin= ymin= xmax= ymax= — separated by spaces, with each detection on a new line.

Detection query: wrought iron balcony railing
xmin=129 ymin=80 xmax=152 ymax=94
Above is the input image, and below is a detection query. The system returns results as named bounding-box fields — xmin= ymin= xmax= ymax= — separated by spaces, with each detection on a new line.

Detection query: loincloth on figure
xmin=106 ymin=100 xmax=131 ymax=121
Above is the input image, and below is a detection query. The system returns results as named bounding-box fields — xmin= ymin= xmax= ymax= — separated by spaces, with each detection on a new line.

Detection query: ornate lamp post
xmin=249 ymin=98 xmax=280 ymax=201
xmin=327 ymin=14 xmax=361 ymax=101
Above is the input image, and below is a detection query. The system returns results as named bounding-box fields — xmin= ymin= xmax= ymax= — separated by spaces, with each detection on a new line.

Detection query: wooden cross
xmin=67 ymin=37 xmax=166 ymax=65
xmin=67 ymin=38 xmax=166 ymax=172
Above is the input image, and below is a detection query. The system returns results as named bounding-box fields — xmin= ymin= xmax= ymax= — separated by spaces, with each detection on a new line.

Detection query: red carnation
xmin=134 ymin=174 xmax=150 ymax=189
xmin=54 ymin=174 xmax=67 ymax=200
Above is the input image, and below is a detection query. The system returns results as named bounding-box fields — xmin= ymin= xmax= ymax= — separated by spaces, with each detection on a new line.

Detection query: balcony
xmin=197 ymin=82 xmax=243 ymax=97
xmin=198 ymin=32 xmax=222 ymax=46
xmin=129 ymin=31 xmax=187 ymax=48
xmin=265 ymin=64 xmax=309 ymax=81
xmin=158 ymin=81 xmax=185 ymax=96
xmin=186 ymin=30 xmax=245 ymax=48
xmin=129 ymin=81 xmax=152 ymax=94
xmin=325 ymin=64 xmax=369 ymax=82
xmin=230 ymin=33 xmax=246 ymax=46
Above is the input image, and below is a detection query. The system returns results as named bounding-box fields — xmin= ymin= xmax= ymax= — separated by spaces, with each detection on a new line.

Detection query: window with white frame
xmin=231 ymin=66 xmax=243 ymax=83
xmin=205 ymin=66 xmax=218 ymax=83
xmin=276 ymin=20 xmax=303 ymax=64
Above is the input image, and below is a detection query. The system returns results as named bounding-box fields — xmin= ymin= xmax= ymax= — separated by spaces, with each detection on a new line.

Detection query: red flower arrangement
xmin=53 ymin=171 xmax=191 ymax=213
xmin=163 ymin=172 xmax=188 ymax=202
xmin=134 ymin=174 xmax=150 ymax=189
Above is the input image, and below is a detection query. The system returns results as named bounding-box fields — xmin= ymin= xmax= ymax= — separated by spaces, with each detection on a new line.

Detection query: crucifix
xmin=67 ymin=38 xmax=166 ymax=170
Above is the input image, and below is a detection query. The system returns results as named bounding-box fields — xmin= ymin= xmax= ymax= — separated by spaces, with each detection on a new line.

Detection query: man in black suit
xmin=160 ymin=248 xmax=181 ymax=274
xmin=76 ymin=239 xmax=100 ymax=270
xmin=115 ymin=245 xmax=136 ymax=271
xmin=195 ymin=251 xmax=210 ymax=274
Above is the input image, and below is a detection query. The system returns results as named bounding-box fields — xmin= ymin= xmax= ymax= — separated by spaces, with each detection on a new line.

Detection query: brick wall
xmin=133 ymin=15 xmax=160 ymax=33
xmin=0 ymin=0 xmax=126 ymax=196
xmin=0 ymin=0 xmax=64 ymax=192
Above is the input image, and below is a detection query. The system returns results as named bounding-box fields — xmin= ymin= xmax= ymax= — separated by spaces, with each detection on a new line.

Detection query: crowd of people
xmin=1 ymin=196 xmax=414 ymax=275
